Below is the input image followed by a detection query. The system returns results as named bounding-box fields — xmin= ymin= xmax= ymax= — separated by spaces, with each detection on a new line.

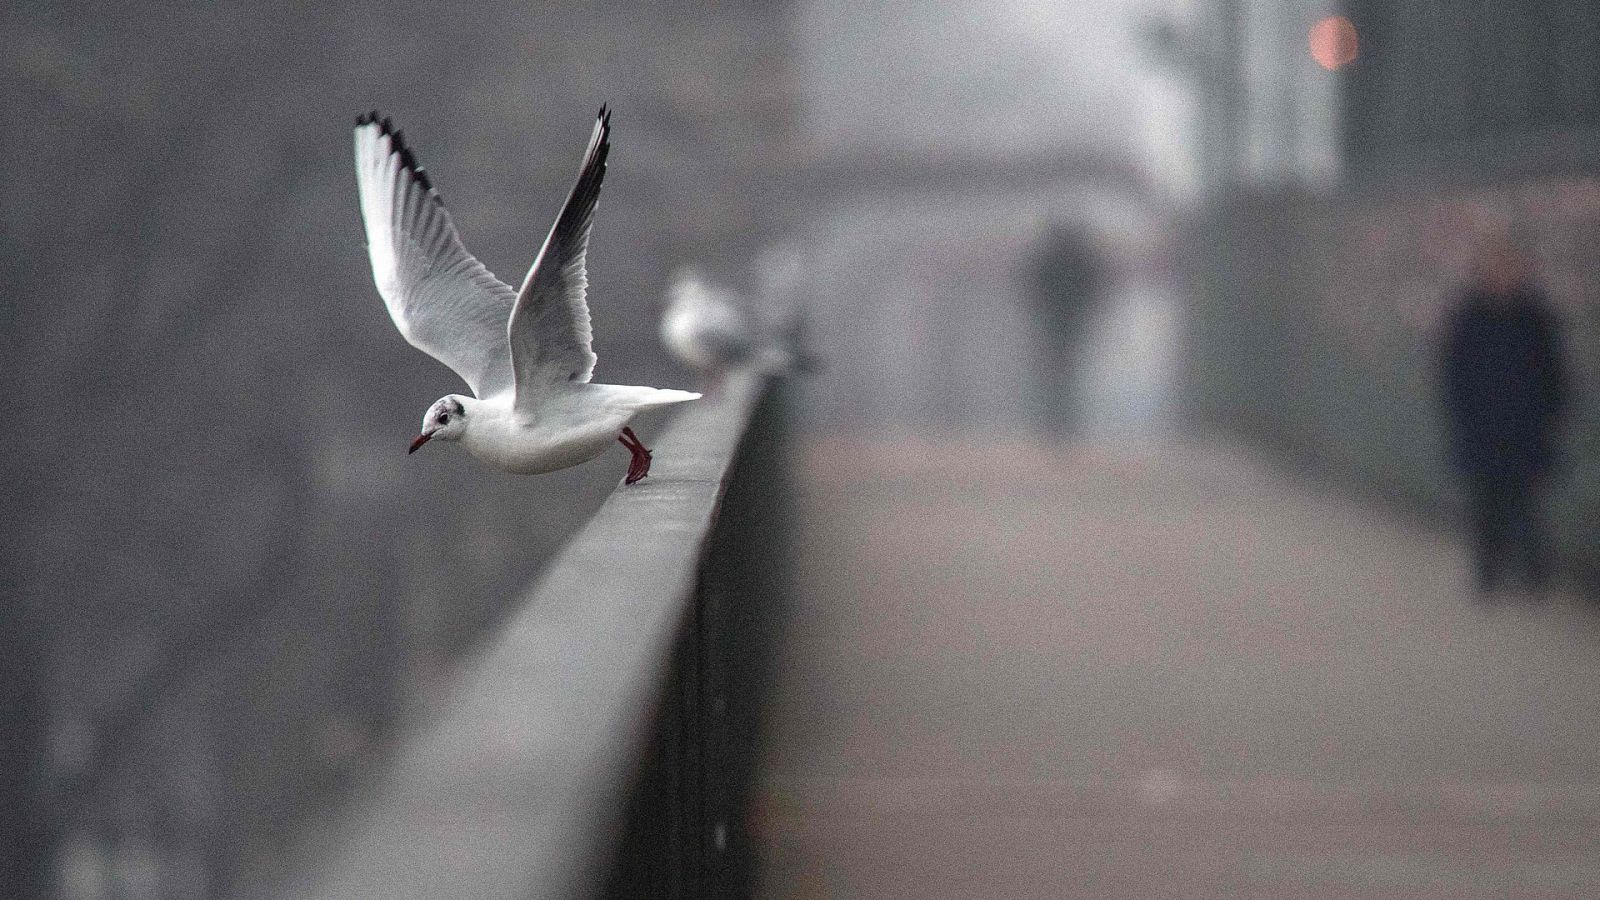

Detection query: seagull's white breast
xmin=458 ymin=394 xmax=625 ymax=475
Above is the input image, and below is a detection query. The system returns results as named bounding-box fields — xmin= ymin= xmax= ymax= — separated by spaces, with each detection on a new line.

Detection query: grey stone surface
xmin=270 ymin=374 xmax=762 ymax=900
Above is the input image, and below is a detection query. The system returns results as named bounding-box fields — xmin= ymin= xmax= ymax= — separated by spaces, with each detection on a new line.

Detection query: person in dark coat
xmin=1028 ymin=224 xmax=1104 ymax=434
xmin=1438 ymin=237 xmax=1570 ymax=595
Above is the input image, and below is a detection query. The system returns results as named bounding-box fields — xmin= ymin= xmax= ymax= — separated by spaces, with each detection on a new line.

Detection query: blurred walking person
xmin=1028 ymin=224 xmax=1104 ymax=434
xmin=1438 ymin=236 xmax=1570 ymax=596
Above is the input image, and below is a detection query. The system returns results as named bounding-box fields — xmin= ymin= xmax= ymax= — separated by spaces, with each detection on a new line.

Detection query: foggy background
xmin=8 ymin=0 xmax=1600 ymax=897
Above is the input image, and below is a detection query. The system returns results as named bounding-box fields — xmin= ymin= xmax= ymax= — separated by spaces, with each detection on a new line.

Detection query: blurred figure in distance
xmin=1438 ymin=234 xmax=1570 ymax=597
xmin=1028 ymin=224 xmax=1105 ymax=434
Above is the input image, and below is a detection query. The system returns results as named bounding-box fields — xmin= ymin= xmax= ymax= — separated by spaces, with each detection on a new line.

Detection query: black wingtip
xmin=356 ymin=111 xmax=436 ymax=194
xmin=595 ymin=105 xmax=612 ymax=158
xmin=570 ymin=104 xmax=610 ymax=202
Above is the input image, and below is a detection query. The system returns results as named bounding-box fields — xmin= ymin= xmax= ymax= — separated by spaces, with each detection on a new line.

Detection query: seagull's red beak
xmin=408 ymin=432 xmax=433 ymax=454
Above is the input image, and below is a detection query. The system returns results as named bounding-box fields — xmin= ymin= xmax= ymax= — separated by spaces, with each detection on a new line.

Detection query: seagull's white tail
xmin=630 ymin=387 xmax=702 ymax=409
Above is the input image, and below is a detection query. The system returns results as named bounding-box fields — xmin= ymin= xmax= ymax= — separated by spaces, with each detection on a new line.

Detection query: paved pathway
xmin=755 ymin=433 xmax=1600 ymax=899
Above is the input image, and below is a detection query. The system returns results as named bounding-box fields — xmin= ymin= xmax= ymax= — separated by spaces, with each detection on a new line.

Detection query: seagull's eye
xmin=438 ymin=413 xmax=450 ymax=425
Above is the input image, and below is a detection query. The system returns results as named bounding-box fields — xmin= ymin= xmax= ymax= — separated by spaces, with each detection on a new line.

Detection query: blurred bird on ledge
xmin=661 ymin=265 xmax=817 ymax=393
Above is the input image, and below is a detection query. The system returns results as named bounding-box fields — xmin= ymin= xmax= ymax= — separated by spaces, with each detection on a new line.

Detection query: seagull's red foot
xmin=619 ymin=427 xmax=653 ymax=485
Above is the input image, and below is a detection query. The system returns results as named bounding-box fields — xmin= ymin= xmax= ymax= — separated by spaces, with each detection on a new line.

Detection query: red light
xmin=1309 ymin=16 xmax=1359 ymax=70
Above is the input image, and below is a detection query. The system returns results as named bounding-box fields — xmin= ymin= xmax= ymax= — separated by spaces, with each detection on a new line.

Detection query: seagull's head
xmin=410 ymin=395 xmax=470 ymax=454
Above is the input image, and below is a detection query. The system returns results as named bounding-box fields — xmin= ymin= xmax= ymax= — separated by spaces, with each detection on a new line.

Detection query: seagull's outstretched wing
xmin=507 ymin=108 xmax=608 ymax=407
xmin=354 ymin=112 xmax=516 ymax=399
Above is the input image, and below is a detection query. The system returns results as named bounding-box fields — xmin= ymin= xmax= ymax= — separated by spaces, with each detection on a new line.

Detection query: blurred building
xmin=1344 ymin=1 xmax=1600 ymax=183
xmin=1187 ymin=1 xmax=1600 ymax=578
xmin=1143 ymin=0 xmax=1340 ymax=193
xmin=788 ymin=0 xmax=1184 ymax=430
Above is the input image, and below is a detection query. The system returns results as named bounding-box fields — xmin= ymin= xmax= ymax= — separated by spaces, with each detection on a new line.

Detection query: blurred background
xmin=7 ymin=0 xmax=1600 ymax=897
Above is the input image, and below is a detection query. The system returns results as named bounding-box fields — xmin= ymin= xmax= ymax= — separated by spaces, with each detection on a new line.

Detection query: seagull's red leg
xmin=627 ymin=444 xmax=651 ymax=483
xmin=619 ymin=427 xmax=652 ymax=484
xmin=617 ymin=434 xmax=642 ymax=483
xmin=619 ymin=426 xmax=645 ymax=453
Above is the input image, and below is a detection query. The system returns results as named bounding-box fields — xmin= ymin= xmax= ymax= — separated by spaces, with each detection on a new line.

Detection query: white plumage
xmin=660 ymin=266 xmax=802 ymax=390
xmin=353 ymin=108 xmax=698 ymax=483
xmin=660 ymin=267 xmax=758 ymax=373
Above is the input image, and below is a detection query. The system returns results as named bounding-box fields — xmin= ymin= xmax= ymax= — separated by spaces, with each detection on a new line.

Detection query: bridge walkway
xmin=756 ymin=431 xmax=1600 ymax=899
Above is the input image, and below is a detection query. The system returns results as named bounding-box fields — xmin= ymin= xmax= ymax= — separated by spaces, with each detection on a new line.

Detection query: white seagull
xmin=353 ymin=108 xmax=699 ymax=484
xmin=660 ymin=267 xmax=758 ymax=377
xmin=661 ymin=266 xmax=799 ymax=388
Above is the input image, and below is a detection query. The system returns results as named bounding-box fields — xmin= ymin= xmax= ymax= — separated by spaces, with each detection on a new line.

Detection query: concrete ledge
xmin=272 ymin=372 xmax=765 ymax=900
